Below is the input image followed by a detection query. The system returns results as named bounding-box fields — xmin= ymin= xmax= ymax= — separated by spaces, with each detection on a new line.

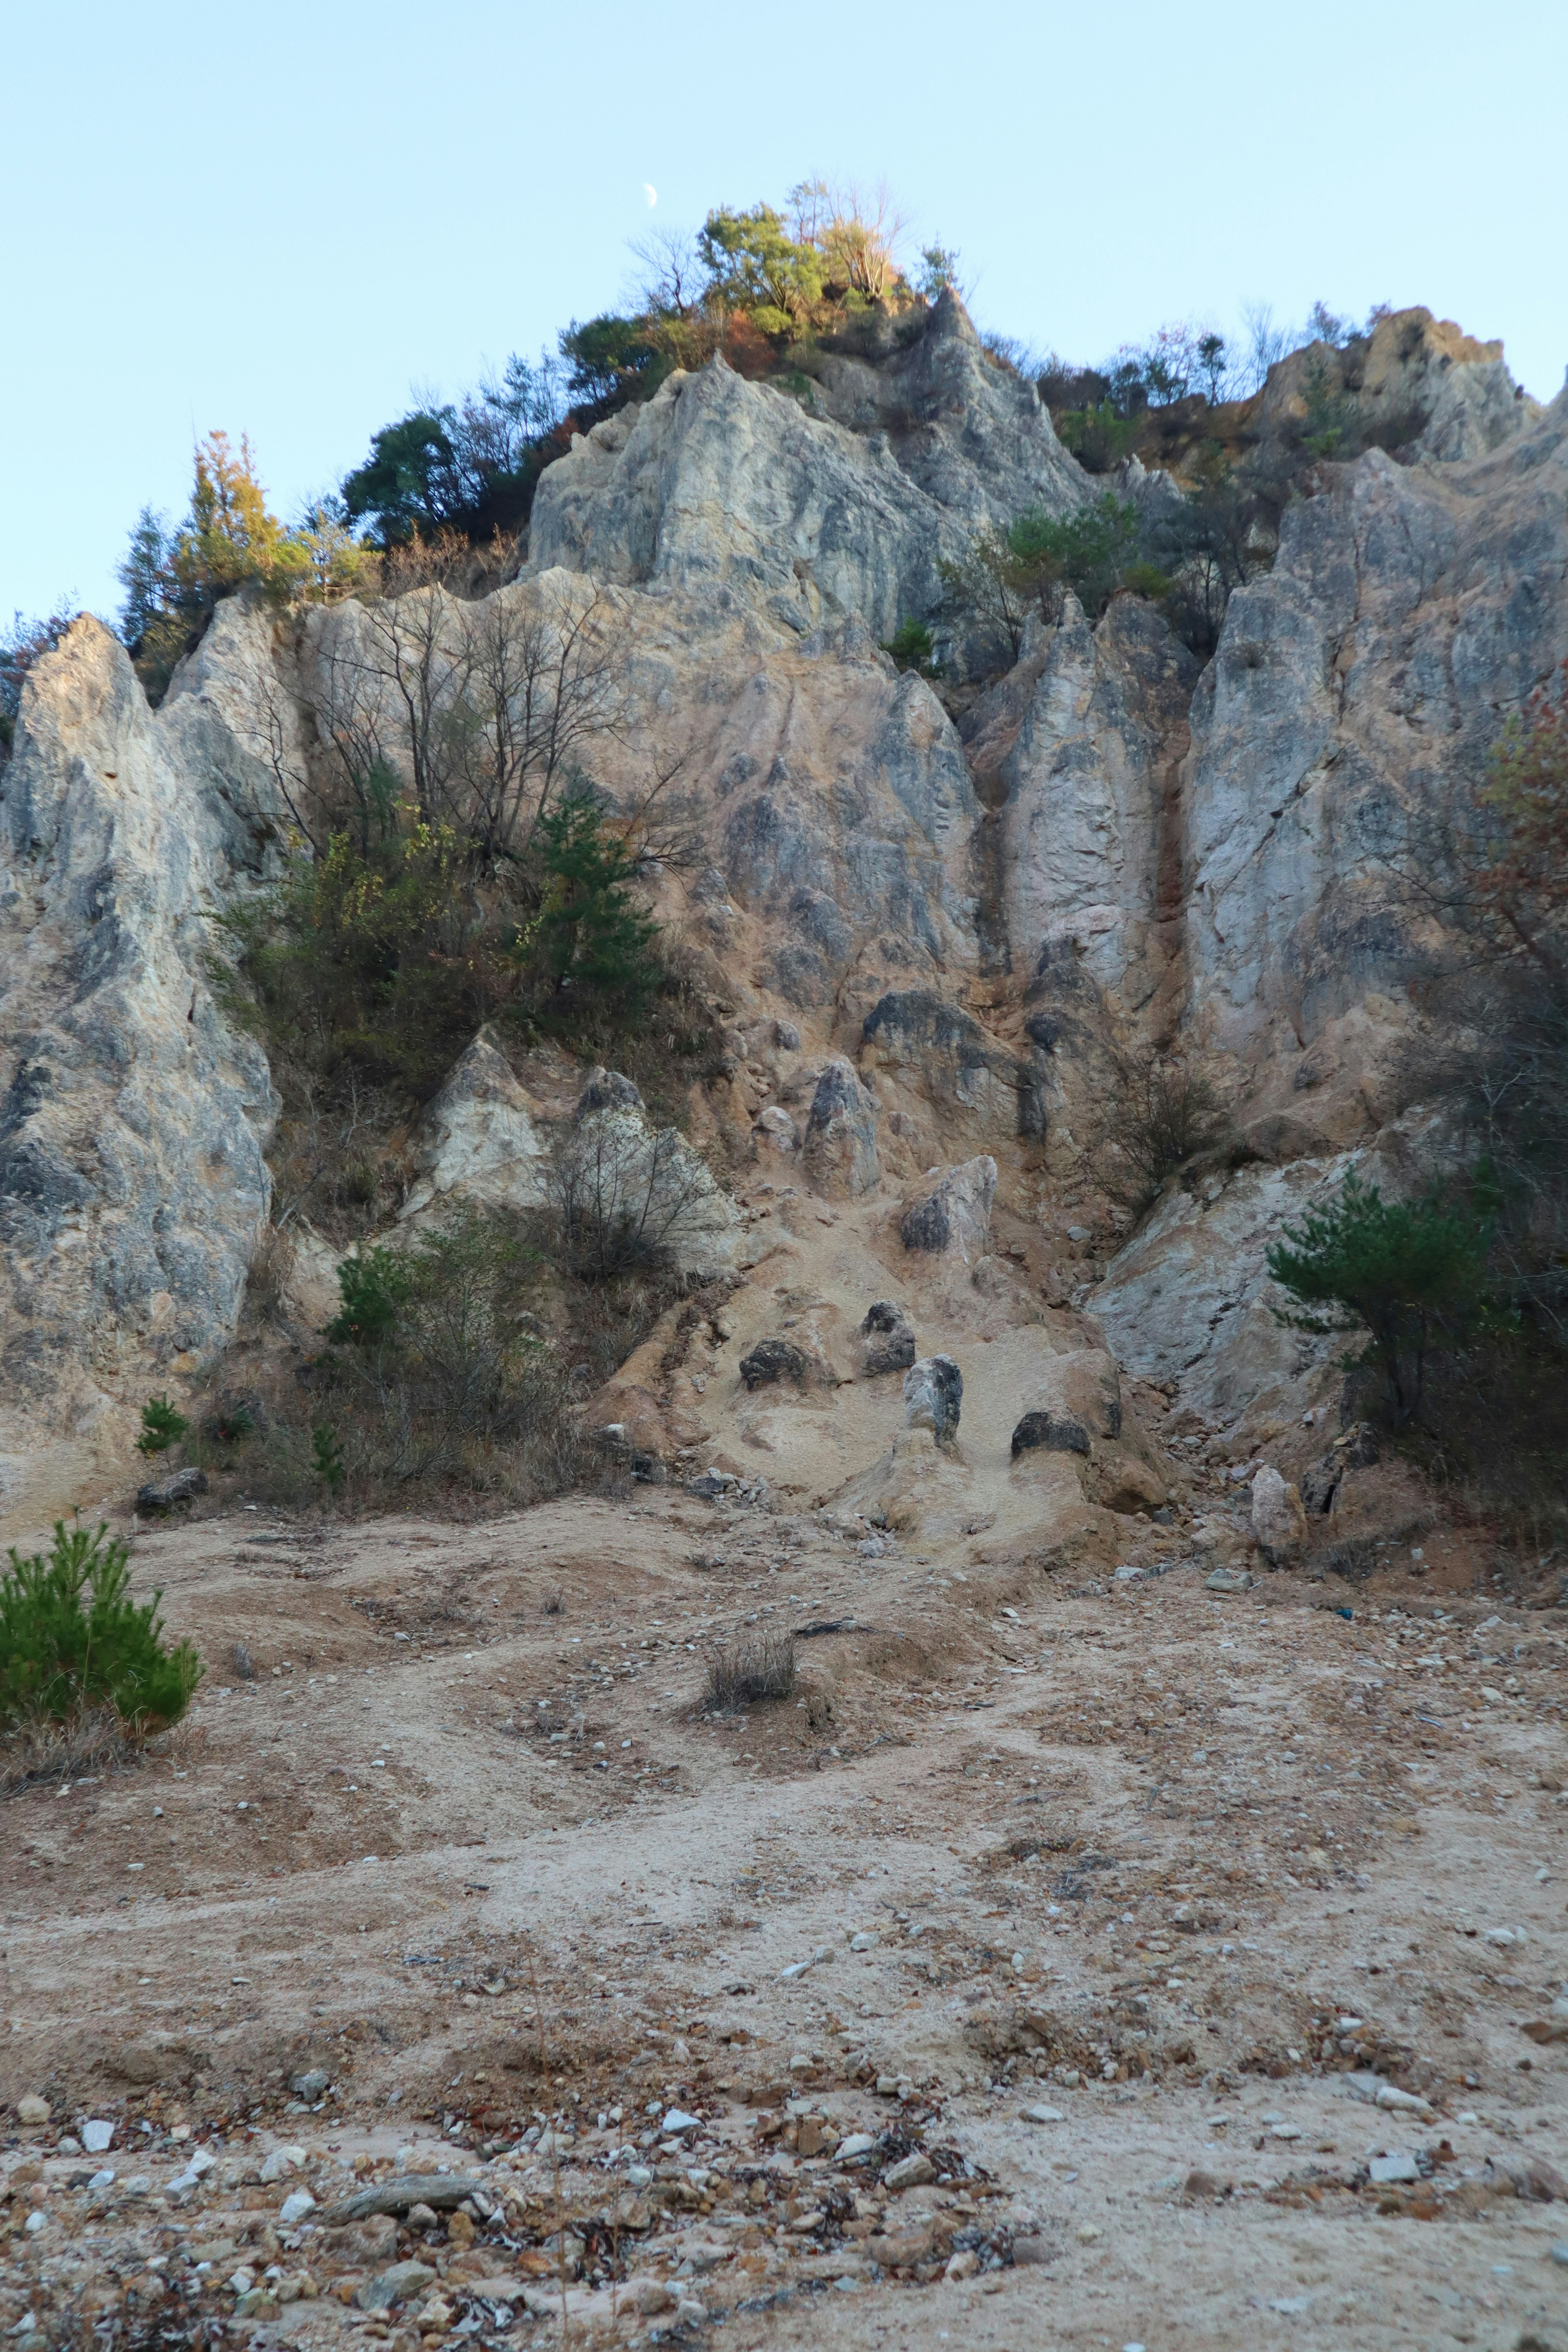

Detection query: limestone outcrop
xmin=0 ymin=613 xmax=278 ymax=1528
xmin=529 ymin=294 xmax=1087 ymax=647
xmin=4 ymin=298 xmax=1564 ymax=1532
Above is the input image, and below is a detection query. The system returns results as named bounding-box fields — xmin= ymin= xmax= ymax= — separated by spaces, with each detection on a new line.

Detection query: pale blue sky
xmin=4 ymin=0 xmax=1564 ymax=624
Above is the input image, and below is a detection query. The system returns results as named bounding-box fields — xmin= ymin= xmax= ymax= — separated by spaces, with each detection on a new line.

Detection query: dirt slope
xmin=2 ymin=1478 xmax=1565 ymax=2351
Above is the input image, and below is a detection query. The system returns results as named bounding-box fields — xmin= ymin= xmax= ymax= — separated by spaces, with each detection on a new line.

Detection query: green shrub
xmin=325 ymin=1247 xmax=414 ymax=1346
xmin=1055 ymin=402 xmax=1140 ymax=474
xmin=1093 ymin=1050 xmax=1232 ymax=1208
xmin=1009 ymin=495 xmax=1143 ymax=622
xmin=1267 ymin=1171 xmax=1494 ymax=1425
xmin=881 ymin=618 xmax=940 ymax=675
xmin=0 ymin=1522 xmax=201 ymax=1732
xmin=311 ymin=1423 xmax=345 ymax=1494
xmin=136 ymin=1396 xmax=189 ymax=1457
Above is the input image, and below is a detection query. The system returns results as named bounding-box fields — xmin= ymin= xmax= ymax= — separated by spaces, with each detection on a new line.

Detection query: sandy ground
xmin=2 ymin=1470 xmax=1566 ymax=2351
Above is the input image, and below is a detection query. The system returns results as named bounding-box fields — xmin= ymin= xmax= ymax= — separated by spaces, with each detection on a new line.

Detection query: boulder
xmin=860 ymin=1301 xmax=915 ymax=1377
xmin=552 ymin=1105 xmax=739 ymax=1278
xmin=1011 ymin=1410 xmax=1090 ymax=1459
xmin=136 ymin=1466 xmax=208 ymax=1512
xmin=899 ymin=1156 xmax=996 ymax=1261
xmin=738 ymin=1338 xmax=814 ymax=1391
xmin=802 ymin=1059 xmax=880 ymax=1197
xmin=400 ymin=1033 xmax=548 ymax=1221
xmin=904 ymin=1355 xmax=962 ymax=1443
xmin=1251 ymin=1464 xmax=1308 ymax=1563
xmin=753 ymin=1105 xmax=800 ymax=1155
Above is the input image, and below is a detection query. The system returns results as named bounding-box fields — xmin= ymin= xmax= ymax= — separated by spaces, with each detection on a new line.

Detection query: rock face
xmin=904 ymin=1354 xmax=963 ymax=1442
xmin=802 ymin=1058 xmax=880 ymax=1196
xmin=6 ymin=300 xmax=1564 ymax=1528
xmin=1252 ymin=306 xmax=1539 ymax=464
xmin=1182 ymin=398 xmax=1568 ymax=1077
xmin=529 ymin=296 xmax=1087 ymax=646
xmin=401 ymin=1033 xmax=548 ymax=1221
xmin=899 ymin=1157 xmax=996 ymax=1261
xmin=0 ymin=613 xmax=278 ymax=1529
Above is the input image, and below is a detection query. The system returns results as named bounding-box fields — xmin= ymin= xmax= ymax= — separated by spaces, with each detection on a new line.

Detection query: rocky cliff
xmin=2 ymin=299 xmax=1561 ymax=1538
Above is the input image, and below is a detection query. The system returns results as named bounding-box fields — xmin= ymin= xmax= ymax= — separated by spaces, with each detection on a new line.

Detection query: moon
xmin=643 ymin=183 xmax=658 ymax=208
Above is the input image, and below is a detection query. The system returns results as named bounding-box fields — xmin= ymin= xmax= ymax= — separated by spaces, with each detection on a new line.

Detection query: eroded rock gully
xmin=0 ymin=298 xmax=1565 ymax=2348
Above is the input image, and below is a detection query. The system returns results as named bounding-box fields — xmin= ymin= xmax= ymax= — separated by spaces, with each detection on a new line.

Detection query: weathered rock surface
xmin=401 ymin=1033 xmax=547 ymax=1221
xmin=0 ymin=613 xmax=279 ymax=1530
xmin=554 ymin=1099 xmax=739 ymax=1278
xmin=529 ymin=295 xmax=1086 ymax=646
xmin=802 ymin=1058 xmax=880 ymax=1196
xmin=904 ymin=1354 xmax=963 ymax=1442
xmin=1251 ymin=1462 xmax=1309 ymax=1562
xmin=899 ymin=1156 xmax=996 ymax=1261
xmin=860 ymin=1300 xmax=915 ymax=1377
xmin=1182 ymin=393 xmax=1568 ymax=1081
xmin=1253 ymin=306 xmax=1540 ymax=464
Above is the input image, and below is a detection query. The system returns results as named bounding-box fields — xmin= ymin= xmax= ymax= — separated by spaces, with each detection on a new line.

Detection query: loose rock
xmin=904 ymin=1354 xmax=963 ymax=1443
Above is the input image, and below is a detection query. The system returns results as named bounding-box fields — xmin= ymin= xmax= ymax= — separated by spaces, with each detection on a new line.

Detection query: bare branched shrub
xmin=549 ymin=1111 xmax=726 ymax=1281
xmin=318 ymin=580 xmax=621 ymax=870
xmin=704 ymin=1633 xmax=797 ymax=1712
xmin=1092 ymin=1049 xmax=1233 ymax=1209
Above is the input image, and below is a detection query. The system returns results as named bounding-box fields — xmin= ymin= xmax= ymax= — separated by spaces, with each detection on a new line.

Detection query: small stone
xmin=16 ymin=2096 xmax=49 ymax=2125
xmin=24 ymin=2212 xmax=46 ymax=2235
xmin=290 ymin=2068 xmax=330 ymax=2100
xmin=1020 ymin=2103 xmax=1065 ymax=2124
xmin=633 ymin=2280 xmax=675 ymax=2314
xmin=837 ymin=2133 xmax=876 ymax=2163
xmin=884 ymin=2152 xmax=936 ymax=2190
xmin=1368 ymin=2153 xmax=1418 ymax=2185
xmin=944 ymin=2250 xmax=980 ymax=2281
xmin=849 ymin=1931 xmax=879 ymax=1952
xmin=88 ymin=2169 xmax=115 ymax=2190
xmin=676 ymin=2299 xmax=708 ymax=2325
xmin=357 ymin=2262 xmax=436 ymax=2313
xmin=260 ymin=2145 xmax=305 ymax=2182
xmin=1205 ymin=1566 xmax=1252 ymax=1594
xmin=1375 ymin=2085 xmax=1433 ymax=2116
xmin=80 ymin=2120 xmax=114 ymax=2154
xmin=788 ymin=2053 xmax=815 ymax=2074
xmin=662 ymin=2108 xmax=702 ymax=2136
xmin=739 ymin=1336 xmax=815 ymax=1391
xmin=1075 ymin=2221 xmax=1101 ymax=2242
xmin=279 ymin=2188 xmax=316 ymax=2225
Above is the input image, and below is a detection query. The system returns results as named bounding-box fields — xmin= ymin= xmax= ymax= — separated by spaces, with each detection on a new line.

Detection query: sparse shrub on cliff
xmin=118 ymin=433 xmax=371 ymax=698
xmin=1092 ymin=1049 xmax=1233 ymax=1210
xmin=1009 ymin=496 xmax=1144 ymax=622
xmin=882 ymin=618 xmax=941 ymax=675
xmin=0 ymin=1521 xmax=201 ymax=1740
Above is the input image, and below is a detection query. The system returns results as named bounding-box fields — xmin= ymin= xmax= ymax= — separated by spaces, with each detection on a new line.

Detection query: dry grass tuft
xmin=1 ymin=1704 xmax=141 ymax=1799
xmin=704 ymin=1633 xmax=797 ymax=1713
